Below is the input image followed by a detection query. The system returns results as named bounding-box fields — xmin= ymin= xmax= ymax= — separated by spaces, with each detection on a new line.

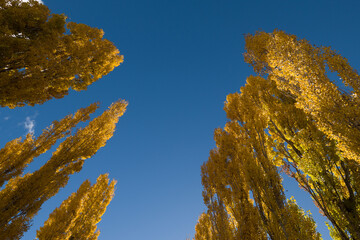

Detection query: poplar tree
xmin=195 ymin=31 xmax=360 ymax=239
xmin=244 ymin=30 xmax=360 ymax=164
xmin=230 ymin=75 xmax=360 ymax=239
xmin=0 ymin=1 xmax=126 ymax=239
xmin=0 ymin=0 xmax=123 ymax=108
xmin=195 ymin=83 xmax=320 ymax=239
xmin=244 ymin=31 xmax=360 ymax=239
xmin=36 ymin=174 xmax=116 ymax=240
xmin=0 ymin=100 xmax=127 ymax=240
xmin=0 ymin=103 xmax=98 ymax=187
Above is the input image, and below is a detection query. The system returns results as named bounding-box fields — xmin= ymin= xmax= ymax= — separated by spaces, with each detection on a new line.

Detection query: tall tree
xmin=0 ymin=0 xmax=123 ymax=108
xmin=36 ymin=174 xmax=116 ymax=240
xmin=232 ymin=75 xmax=360 ymax=239
xmin=242 ymin=31 xmax=360 ymax=239
xmin=195 ymin=77 xmax=321 ymax=239
xmin=196 ymin=31 xmax=360 ymax=240
xmin=0 ymin=100 xmax=127 ymax=240
xmin=0 ymin=103 xmax=98 ymax=187
xmin=244 ymin=30 xmax=360 ymax=164
xmin=0 ymin=1 xmax=126 ymax=239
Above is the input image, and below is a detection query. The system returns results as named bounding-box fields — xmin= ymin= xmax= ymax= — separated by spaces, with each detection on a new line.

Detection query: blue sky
xmin=4 ymin=0 xmax=360 ymax=239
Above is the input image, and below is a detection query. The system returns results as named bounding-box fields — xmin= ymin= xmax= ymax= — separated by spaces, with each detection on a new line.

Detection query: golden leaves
xmin=0 ymin=0 xmax=123 ymax=108
xmin=245 ymin=30 xmax=360 ymax=164
xmin=240 ymin=30 xmax=360 ymax=239
xmin=37 ymin=174 xmax=116 ymax=240
xmin=0 ymin=100 xmax=127 ymax=239
xmin=198 ymin=78 xmax=321 ymax=239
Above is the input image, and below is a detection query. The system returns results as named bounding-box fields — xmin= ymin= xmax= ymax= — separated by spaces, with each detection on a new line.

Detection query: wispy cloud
xmin=3 ymin=116 xmax=10 ymax=121
xmin=24 ymin=116 xmax=35 ymax=135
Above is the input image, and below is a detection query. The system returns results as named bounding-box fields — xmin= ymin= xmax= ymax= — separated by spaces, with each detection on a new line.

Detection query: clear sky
xmin=3 ymin=0 xmax=360 ymax=239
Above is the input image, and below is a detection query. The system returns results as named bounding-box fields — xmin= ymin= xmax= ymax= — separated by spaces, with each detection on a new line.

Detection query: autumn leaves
xmin=0 ymin=1 xmax=126 ymax=239
xmin=195 ymin=31 xmax=360 ymax=239
xmin=1 ymin=1 xmax=360 ymax=239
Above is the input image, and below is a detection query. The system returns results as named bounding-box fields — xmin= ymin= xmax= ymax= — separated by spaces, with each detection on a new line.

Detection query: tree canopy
xmin=0 ymin=100 xmax=127 ymax=239
xmin=194 ymin=31 xmax=360 ymax=240
xmin=36 ymin=174 xmax=116 ymax=240
xmin=0 ymin=1 xmax=126 ymax=239
xmin=0 ymin=0 xmax=123 ymax=108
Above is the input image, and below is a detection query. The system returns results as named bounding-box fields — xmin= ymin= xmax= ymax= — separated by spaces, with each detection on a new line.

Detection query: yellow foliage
xmin=196 ymin=88 xmax=321 ymax=239
xmin=245 ymin=30 xmax=360 ymax=165
xmin=0 ymin=1 xmax=125 ymax=239
xmin=242 ymin=30 xmax=360 ymax=239
xmin=36 ymin=174 xmax=116 ymax=240
xmin=0 ymin=100 xmax=127 ymax=239
xmin=193 ymin=30 xmax=360 ymax=239
xmin=0 ymin=103 xmax=98 ymax=187
xmin=0 ymin=0 xmax=123 ymax=108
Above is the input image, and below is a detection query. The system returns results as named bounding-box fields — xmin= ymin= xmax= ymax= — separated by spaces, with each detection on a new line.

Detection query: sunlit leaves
xmin=243 ymin=31 xmax=360 ymax=239
xmin=195 ymin=30 xmax=360 ymax=240
xmin=0 ymin=103 xmax=98 ymax=187
xmin=195 ymin=76 xmax=321 ymax=239
xmin=245 ymin=30 xmax=360 ymax=164
xmin=36 ymin=174 xmax=116 ymax=240
xmin=0 ymin=100 xmax=127 ymax=239
xmin=0 ymin=0 xmax=123 ymax=108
